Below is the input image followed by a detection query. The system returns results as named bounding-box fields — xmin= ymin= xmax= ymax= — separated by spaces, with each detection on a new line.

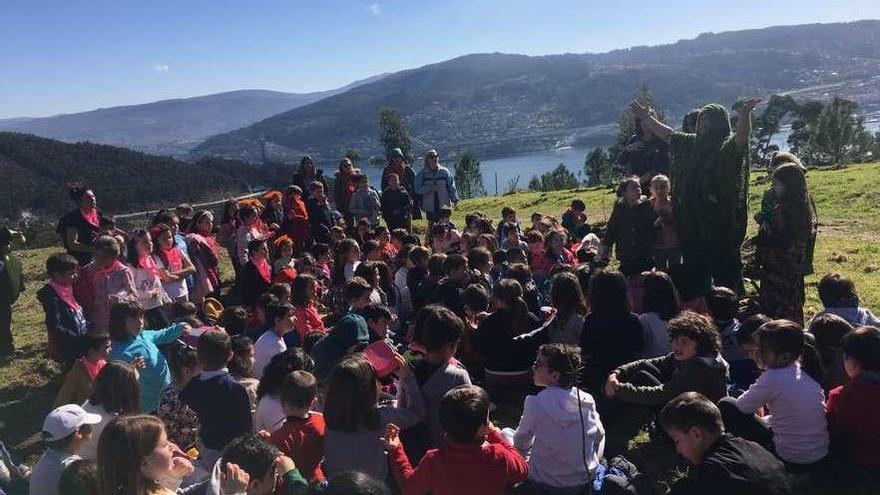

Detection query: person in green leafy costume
xmin=630 ymin=98 xmax=760 ymax=301
xmin=0 ymin=226 xmax=26 ymax=361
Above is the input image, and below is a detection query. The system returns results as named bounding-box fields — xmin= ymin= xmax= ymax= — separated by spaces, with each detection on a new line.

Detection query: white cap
xmin=42 ymin=404 xmax=102 ymax=442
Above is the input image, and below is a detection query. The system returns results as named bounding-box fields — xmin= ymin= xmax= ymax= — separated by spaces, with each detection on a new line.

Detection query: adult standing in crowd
xmin=617 ymin=110 xmax=670 ymax=194
xmin=57 ymin=182 xmax=103 ymax=266
xmin=334 ymin=157 xmax=359 ymax=228
xmin=293 ymin=155 xmax=329 ymax=203
xmin=631 ymin=98 xmax=760 ymax=300
xmin=381 ymin=148 xmax=419 ymax=220
xmin=415 ymin=149 xmax=458 ymax=224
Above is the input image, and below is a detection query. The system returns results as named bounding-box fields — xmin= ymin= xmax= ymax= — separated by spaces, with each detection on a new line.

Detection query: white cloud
xmin=367 ymin=3 xmax=381 ymax=15
xmin=152 ymin=63 xmax=170 ymax=73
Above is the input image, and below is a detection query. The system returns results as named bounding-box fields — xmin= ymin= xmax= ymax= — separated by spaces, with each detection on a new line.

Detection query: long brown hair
xmin=97 ymin=415 xmax=164 ymax=495
xmin=323 ymin=354 xmax=380 ymax=432
xmin=493 ymin=279 xmax=532 ymax=337
xmin=550 ymin=272 xmax=587 ymax=322
xmin=90 ymin=361 xmax=141 ymax=414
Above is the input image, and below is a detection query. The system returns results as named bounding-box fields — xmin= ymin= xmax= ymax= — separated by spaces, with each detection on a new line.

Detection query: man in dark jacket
xmin=661 ymin=392 xmax=791 ymax=495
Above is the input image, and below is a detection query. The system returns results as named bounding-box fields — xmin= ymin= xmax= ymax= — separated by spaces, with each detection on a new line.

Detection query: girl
xmin=579 ymin=270 xmax=644 ymax=396
xmin=234 ymin=205 xmax=267 ymax=269
xmin=548 ymin=272 xmax=588 ymax=345
xmin=649 ymin=175 xmax=683 ymax=271
xmin=392 ymin=245 xmax=415 ymax=323
xmin=229 ymin=335 xmax=260 ymax=412
xmin=291 ymin=274 xmax=326 ymax=341
xmin=323 ymin=353 xmax=424 ymax=480
xmin=720 ymin=320 xmax=829 ymax=468
xmin=107 ymin=300 xmax=188 ymax=413
xmin=96 ymin=415 xmax=197 ymax=495
xmin=185 ymin=210 xmax=220 ymax=304
xmin=511 ymin=344 xmax=605 ymax=491
xmin=638 ymin=271 xmax=681 ymax=358
xmin=152 ymin=224 xmax=196 ymax=304
xmin=80 ymin=361 xmax=142 ymax=459
xmin=54 ymin=331 xmax=111 ymax=408
xmin=239 ymin=239 xmax=272 ymax=308
xmin=330 ymin=239 xmax=361 ymax=288
xmin=255 ymin=348 xmax=315 ymax=433
xmin=473 ymin=279 xmax=542 ymax=391
xmin=127 ymin=230 xmax=171 ymax=328
xmin=261 ymin=191 xmax=284 ymax=232
xmin=334 ymin=157 xmax=359 ymax=228
xmin=272 ymin=236 xmax=296 ymax=275
xmin=808 ymin=313 xmax=852 ymax=392
xmin=38 ymin=252 xmax=91 ymax=365
xmin=74 ymin=235 xmax=136 ymax=332
xmin=755 ymin=164 xmax=813 ymax=325
xmin=542 ymin=231 xmax=574 ymax=275
xmin=157 ymin=342 xmax=201 ymax=450
xmin=354 ymin=262 xmax=387 ymax=305
xmin=283 ymin=185 xmax=310 ymax=248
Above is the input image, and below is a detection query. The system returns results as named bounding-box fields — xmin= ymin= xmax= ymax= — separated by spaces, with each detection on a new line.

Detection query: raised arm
xmin=630 ymin=101 xmax=674 ymax=143
xmin=735 ymin=97 xmax=761 ymax=150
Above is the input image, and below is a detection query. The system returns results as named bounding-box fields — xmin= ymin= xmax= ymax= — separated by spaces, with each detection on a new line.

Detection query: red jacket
xmin=389 ymin=429 xmax=528 ymax=495
xmin=268 ymin=413 xmax=326 ymax=482
xmin=826 ymin=374 xmax=880 ymax=469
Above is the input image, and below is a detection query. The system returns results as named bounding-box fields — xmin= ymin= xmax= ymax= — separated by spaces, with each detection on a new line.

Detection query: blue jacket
xmin=110 ymin=323 xmax=185 ymax=412
xmin=414 ymin=166 xmax=458 ymax=214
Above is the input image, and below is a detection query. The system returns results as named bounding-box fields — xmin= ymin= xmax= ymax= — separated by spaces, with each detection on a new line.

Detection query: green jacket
xmin=0 ymin=252 xmax=24 ymax=304
xmin=613 ymin=353 xmax=729 ymax=406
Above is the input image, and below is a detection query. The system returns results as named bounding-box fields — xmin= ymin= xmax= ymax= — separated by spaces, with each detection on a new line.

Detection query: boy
xmin=430 ymin=254 xmax=470 ymax=318
xmin=826 ymin=326 xmax=880 ymax=471
xmin=38 ymin=252 xmax=90 ymax=365
xmin=436 ymin=206 xmax=457 ymax=231
xmin=707 ymin=287 xmax=755 ymax=388
xmin=53 ymin=331 xmax=111 ymax=408
xmin=349 ymin=174 xmax=381 ymax=228
xmin=362 ymin=303 xmax=394 ymax=342
xmin=268 ymin=370 xmax=326 ymax=482
xmin=561 ymin=199 xmax=589 ymax=239
xmin=307 ymin=181 xmax=337 ymax=244
xmin=374 ymin=226 xmax=398 ymax=263
xmin=381 ymin=173 xmax=414 ymax=232
xmin=406 ymin=247 xmax=431 ymax=311
xmin=499 ymin=223 xmax=528 ymax=252
xmin=181 ymin=329 xmax=254 ymax=468
xmin=496 ymin=207 xmax=521 ymax=240
xmin=311 ymin=277 xmax=372 ymax=380
xmin=661 ymin=392 xmax=790 ymax=495
xmin=209 ymin=435 xmax=308 ymax=495
xmin=383 ymin=384 xmax=528 ymax=495
xmin=809 ymin=273 xmax=880 ymax=330
xmin=253 ymin=302 xmax=296 ymax=378
xmin=29 ymin=404 xmax=102 ymax=495
xmin=410 ymin=306 xmax=472 ymax=449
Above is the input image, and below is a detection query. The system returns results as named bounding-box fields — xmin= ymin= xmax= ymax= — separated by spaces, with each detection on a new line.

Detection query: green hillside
xmin=1 ymin=163 xmax=879 ymax=490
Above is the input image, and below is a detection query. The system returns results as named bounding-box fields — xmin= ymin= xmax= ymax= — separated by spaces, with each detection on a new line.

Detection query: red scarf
xmin=253 ymin=257 xmax=272 ymax=284
xmin=139 ymin=253 xmax=163 ymax=277
xmin=81 ymin=357 xmax=106 ymax=381
xmin=160 ymin=245 xmax=183 ymax=272
xmin=49 ymin=280 xmax=82 ymax=312
xmin=81 ymin=207 xmax=100 ymax=228
xmin=93 ymin=259 xmax=124 ymax=278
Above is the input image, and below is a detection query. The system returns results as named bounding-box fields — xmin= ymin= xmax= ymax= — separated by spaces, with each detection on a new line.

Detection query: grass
xmin=3 ymin=162 xmax=880 ymax=492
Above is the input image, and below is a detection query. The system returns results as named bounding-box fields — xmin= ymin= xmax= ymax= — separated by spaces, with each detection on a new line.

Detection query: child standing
xmin=29 ymin=404 xmax=102 ymax=495
xmin=152 ymin=224 xmax=196 ymax=304
xmin=384 ymin=384 xmax=528 ymax=495
xmin=307 ymin=181 xmax=337 ymax=244
xmin=107 ymin=300 xmax=188 ymax=413
xmin=381 ymin=173 xmax=413 ymax=231
xmin=38 ymin=253 xmax=90 ymax=365
xmin=267 ymin=370 xmax=327 ymax=482
xmin=74 ymin=235 xmax=135 ymax=333
xmin=600 ymin=177 xmax=656 ymax=298
xmin=720 ymin=320 xmax=829 ymax=468
xmin=126 ymin=229 xmax=171 ymax=328
xmin=649 ymin=175 xmax=683 ymax=271
xmin=511 ymin=344 xmax=604 ymax=492
xmin=239 ymin=239 xmax=272 ymax=308
xmin=53 ymin=331 xmax=111 ymax=408
xmin=229 ymin=334 xmax=259 ymax=411
xmin=185 ymin=210 xmax=221 ymax=304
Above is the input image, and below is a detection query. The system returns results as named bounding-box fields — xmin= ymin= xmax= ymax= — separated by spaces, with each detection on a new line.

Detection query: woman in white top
xmin=254 ymin=348 xmax=315 ymax=433
xmin=638 ymin=271 xmax=681 ymax=358
xmin=78 ymin=361 xmax=141 ymax=459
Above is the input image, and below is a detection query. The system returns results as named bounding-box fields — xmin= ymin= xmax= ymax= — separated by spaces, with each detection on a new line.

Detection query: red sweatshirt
xmin=389 ymin=429 xmax=528 ymax=495
xmin=826 ymin=374 xmax=880 ymax=469
xmin=268 ymin=413 xmax=326 ymax=481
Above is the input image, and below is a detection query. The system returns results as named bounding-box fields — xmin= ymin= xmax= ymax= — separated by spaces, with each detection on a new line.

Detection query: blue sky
xmin=2 ymin=0 xmax=879 ymax=118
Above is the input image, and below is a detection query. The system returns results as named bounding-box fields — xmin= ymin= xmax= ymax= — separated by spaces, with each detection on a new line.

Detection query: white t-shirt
xmin=254 ymin=394 xmax=286 ymax=433
xmin=734 ymin=363 xmax=829 ymax=464
xmin=153 ymin=253 xmax=190 ymax=300
xmin=253 ymin=330 xmax=286 ymax=379
xmin=78 ymin=400 xmax=116 ymax=460
xmin=29 ymin=448 xmax=80 ymax=495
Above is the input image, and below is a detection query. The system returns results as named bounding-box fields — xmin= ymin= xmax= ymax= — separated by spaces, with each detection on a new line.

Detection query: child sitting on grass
xmin=510 ymin=343 xmax=605 ymax=492
xmin=29 ymin=404 xmax=102 ymax=495
xmin=809 ymin=272 xmax=880 ymax=330
xmin=384 ymin=384 xmax=528 ymax=495
xmin=661 ymin=392 xmax=790 ymax=495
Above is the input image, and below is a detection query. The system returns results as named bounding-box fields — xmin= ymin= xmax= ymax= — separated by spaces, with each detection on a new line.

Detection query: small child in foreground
xmin=267 ymin=370 xmax=326 ymax=482
xmin=29 ymin=404 xmax=102 ymax=495
xmin=383 ymin=384 xmax=528 ymax=495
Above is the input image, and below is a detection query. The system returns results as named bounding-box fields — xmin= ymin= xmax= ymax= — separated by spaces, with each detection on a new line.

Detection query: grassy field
xmin=2 ymin=162 xmax=879 ymax=491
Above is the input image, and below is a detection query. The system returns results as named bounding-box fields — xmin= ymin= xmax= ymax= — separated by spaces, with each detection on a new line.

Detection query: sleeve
xmin=413 ymin=170 xmax=425 ymax=195
xmin=486 ymin=429 xmax=529 ymax=485
xmin=825 ymin=387 xmax=848 ymax=443
xmin=446 ymin=170 xmax=459 ymax=203
xmin=389 ymin=443 xmax=433 ymax=495
xmin=602 ymin=203 xmax=619 ymax=248
xmin=734 ymin=371 xmax=776 ymax=414
xmin=383 ymin=373 xmax=425 ymax=429
xmin=280 ymin=468 xmax=310 ymax=495
xmin=53 ymin=362 xmax=86 ymax=408
xmin=235 ymin=384 xmax=255 ymax=435
xmin=145 ymin=322 xmax=185 ymax=345
xmin=511 ymin=395 xmax=537 ymax=457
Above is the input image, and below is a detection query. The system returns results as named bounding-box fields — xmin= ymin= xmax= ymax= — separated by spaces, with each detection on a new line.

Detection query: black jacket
xmin=239 ymin=261 xmax=270 ymax=307
xmin=473 ymin=310 xmax=542 ymax=372
xmin=380 ymin=187 xmax=413 ymax=223
xmin=603 ymin=199 xmax=657 ymax=276
xmin=37 ymin=284 xmax=90 ymax=364
xmin=580 ymin=311 xmax=644 ymax=394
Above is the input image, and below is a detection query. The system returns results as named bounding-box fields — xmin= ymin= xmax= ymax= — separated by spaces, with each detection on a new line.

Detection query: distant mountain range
xmin=193 ymin=20 xmax=880 ymax=163
xmin=0 ymin=74 xmax=386 ymax=157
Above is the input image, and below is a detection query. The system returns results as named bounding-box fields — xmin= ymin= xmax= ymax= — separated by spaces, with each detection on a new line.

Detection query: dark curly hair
xmin=667 ymin=311 xmax=721 ymax=356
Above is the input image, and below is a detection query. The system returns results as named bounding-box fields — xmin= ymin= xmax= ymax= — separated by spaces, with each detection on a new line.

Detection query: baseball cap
xmin=42 ymin=404 xmax=102 ymax=442
xmin=389 ymin=148 xmax=404 ymax=158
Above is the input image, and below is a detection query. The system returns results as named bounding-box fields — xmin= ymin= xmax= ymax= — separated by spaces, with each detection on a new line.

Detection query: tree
xmin=378 ymin=108 xmax=412 ymax=158
xmin=343 ymin=148 xmax=361 ymax=164
xmin=789 ymin=97 xmax=871 ymax=166
xmin=788 ymin=100 xmax=824 ymax=162
xmin=584 ymin=148 xmax=611 ymax=186
xmin=453 ymin=152 xmax=486 ymax=199
xmin=528 ymin=164 xmax=580 ymax=192
xmin=752 ymin=95 xmax=798 ymax=166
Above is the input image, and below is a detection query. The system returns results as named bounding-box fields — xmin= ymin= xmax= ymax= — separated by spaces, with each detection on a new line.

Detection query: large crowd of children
xmin=0 ymin=100 xmax=878 ymax=495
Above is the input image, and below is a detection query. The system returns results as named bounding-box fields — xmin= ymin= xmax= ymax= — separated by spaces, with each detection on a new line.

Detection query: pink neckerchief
xmin=253 ymin=257 xmax=272 ymax=284
xmin=48 ymin=280 xmax=82 ymax=312
xmin=159 ymin=245 xmax=183 ymax=272
xmin=93 ymin=259 xmax=124 ymax=278
xmin=81 ymin=357 xmax=106 ymax=381
xmin=81 ymin=207 xmax=99 ymax=228
xmin=139 ymin=253 xmax=163 ymax=277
